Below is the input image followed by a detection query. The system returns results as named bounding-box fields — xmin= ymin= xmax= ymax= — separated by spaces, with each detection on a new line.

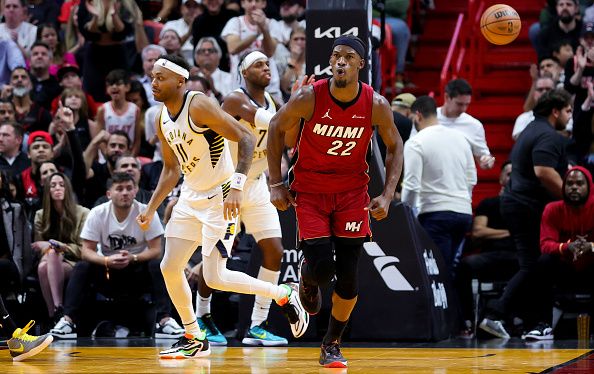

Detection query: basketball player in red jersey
xmin=267 ymin=35 xmax=403 ymax=368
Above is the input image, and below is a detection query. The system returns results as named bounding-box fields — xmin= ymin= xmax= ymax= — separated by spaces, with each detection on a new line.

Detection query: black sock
xmin=0 ymin=296 xmax=18 ymax=335
xmin=322 ymin=315 xmax=348 ymax=345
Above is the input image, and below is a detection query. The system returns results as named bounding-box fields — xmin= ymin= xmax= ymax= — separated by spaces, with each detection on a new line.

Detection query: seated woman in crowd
xmin=35 ymin=23 xmax=77 ymax=77
xmin=33 ymin=172 xmax=89 ymax=321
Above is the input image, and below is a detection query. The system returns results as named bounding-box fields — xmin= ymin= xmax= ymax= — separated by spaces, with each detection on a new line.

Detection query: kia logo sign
xmin=363 ymin=242 xmax=415 ymax=291
xmin=314 ymin=64 xmax=332 ymax=76
xmin=314 ymin=26 xmax=359 ymax=39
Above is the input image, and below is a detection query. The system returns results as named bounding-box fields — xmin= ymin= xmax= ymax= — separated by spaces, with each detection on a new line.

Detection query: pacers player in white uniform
xmin=193 ymin=51 xmax=287 ymax=346
xmin=136 ymin=54 xmax=308 ymax=359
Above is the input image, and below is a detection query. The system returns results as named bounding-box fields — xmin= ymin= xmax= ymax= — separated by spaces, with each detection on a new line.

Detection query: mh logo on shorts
xmin=345 ymin=221 xmax=363 ymax=232
xmin=363 ymin=242 xmax=414 ymax=291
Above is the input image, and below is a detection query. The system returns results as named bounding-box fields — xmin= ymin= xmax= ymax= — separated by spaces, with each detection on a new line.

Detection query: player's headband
xmin=240 ymin=51 xmax=268 ymax=73
xmin=155 ymin=58 xmax=189 ymax=79
xmin=332 ymin=35 xmax=367 ymax=59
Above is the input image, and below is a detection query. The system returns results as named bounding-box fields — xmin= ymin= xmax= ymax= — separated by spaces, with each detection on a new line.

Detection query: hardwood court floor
xmin=3 ymin=345 xmax=592 ymax=374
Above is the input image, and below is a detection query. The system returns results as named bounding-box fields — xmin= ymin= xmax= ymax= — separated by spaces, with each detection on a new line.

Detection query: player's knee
xmin=301 ymin=238 xmax=335 ymax=286
xmin=202 ymin=268 xmax=225 ymax=291
xmin=335 ymin=278 xmax=358 ymax=300
xmin=160 ymin=259 xmax=181 ymax=280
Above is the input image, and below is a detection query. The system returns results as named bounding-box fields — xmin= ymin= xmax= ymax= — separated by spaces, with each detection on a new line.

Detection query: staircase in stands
xmin=405 ymin=0 xmax=542 ymax=206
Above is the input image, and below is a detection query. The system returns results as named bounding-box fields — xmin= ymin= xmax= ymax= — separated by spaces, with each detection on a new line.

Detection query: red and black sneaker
xmin=319 ymin=341 xmax=347 ymax=368
xmin=298 ymin=258 xmax=322 ymax=315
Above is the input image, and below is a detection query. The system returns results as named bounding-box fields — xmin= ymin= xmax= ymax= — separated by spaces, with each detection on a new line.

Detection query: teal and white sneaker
xmin=159 ymin=333 xmax=211 ymax=359
xmin=242 ymin=324 xmax=288 ymax=346
xmin=197 ymin=314 xmax=227 ymax=346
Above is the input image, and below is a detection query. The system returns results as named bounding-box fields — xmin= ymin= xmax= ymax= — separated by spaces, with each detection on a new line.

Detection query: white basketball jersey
xmin=103 ymin=102 xmax=137 ymax=142
xmin=229 ymin=88 xmax=276 ymax=180
xmin=160 ymin=91 xmax=234 ymax=192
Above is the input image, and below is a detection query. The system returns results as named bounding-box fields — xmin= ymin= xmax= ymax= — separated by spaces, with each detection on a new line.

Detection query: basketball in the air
xmin=480 ymin=4 xmax=521 ymax=45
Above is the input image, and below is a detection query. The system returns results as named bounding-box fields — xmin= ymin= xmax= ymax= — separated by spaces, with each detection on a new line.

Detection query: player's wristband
xmin=230 ymin=173 xmax=247 ymax=191
xmin=269 ymin=181 xmax=285 ymax=188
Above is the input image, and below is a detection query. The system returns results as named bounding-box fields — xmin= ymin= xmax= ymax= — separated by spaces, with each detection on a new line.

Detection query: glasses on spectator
xmin=197 ymin=48 xmax=217 ymax=55
xmin=535 ymin=87 xmax=552 ymax=92
xmin=292 ymin=37 xmax=305 ymax=41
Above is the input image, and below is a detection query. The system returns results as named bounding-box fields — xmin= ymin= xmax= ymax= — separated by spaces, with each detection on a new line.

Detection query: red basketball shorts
xmin=295 ymin=185 xmax=371 ymax=240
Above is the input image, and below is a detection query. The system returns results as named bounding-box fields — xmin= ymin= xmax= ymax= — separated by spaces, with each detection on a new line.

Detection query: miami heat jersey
xmin=160 ymin=91 xmax=234 ymax=192
xmin=291 ymin=79 xmax=374 ymax=193
xmin=228 ymin=88 xmax=276 ymax=179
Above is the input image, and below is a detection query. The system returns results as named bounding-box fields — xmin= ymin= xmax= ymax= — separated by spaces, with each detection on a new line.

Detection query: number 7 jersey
xmin=291 ymin=78 xmax=374 ymax=193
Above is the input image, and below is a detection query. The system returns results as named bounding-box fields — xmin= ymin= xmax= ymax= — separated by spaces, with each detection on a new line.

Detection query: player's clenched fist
xmin=136 ymin=210 xmax=154 ymax=231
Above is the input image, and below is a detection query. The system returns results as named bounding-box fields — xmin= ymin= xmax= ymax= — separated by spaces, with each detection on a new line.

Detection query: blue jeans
xmin=383 ymin=17 xmax=411 ymax=73
xmin=418 ymin=211 xmax=472 ymax=272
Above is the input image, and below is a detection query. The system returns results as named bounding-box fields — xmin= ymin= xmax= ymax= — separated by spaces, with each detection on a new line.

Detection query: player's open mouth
xmin=336 ymin=68 xmax=345 ymax=76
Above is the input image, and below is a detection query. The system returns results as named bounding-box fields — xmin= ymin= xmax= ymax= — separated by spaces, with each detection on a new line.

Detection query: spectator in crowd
xmin=480 ymin=89 xmax=572 ymax=339
xmin=191 ymin=0 xmax=239 ymax=72
xmin=221 ymin=0 xmax=278 ymax=80
xmin=28 ymin=42 xmax=61 ymax=111
xmin=138 ymin=0 xmax=178 ymax=23
xmin=565 ymin=23 xmax=594 ymax=111
xmin=391 ymin=92 xmax=415 ymax=143
xmin=59 ymin=88 xmax=97 ymax=151
xmin=0 ymin=99 xmax=17 ymax=123
xmin=193 ymin=37 xmax=234 ymax=99
xmin=33 ymin=172 xmax=89 ymax=321
xmin=50 ymin=64 xmax=99 ymax=120
xmin=0 ymin=0 xmax=38 ymax=57
xmin=126 ymin=80 xmax=154 ymax=159
xmin=77 ymin=0 xmax=137 ymax=102
xmin=520 ymin=166 xmax=594 ymax=341
xmin=0 ymin=169 xmax=32 ymax=298
xmin=35 ymin=23 xmax=77 ymax=78
xmin=523 ymin=57 xmax=562 ymax=114
xmin=454 ymin=161 xmax=518 ymax=338
xmin=27 ymin=0 xmax=60 ymax=27
xmin=424 ymin=78 xmax=495 ymax=170
xmin=537 ymin=0 xmax=581 ymax=60
xmin=552 ymin=40 xmax=574 ymax=82
xmin=0 ymin=122 xmax=30 ymax=174
xmin=159 ymin=29 xmax=184 ymax=58
xmin=0 ymin=36 xmax=26 ymax=87
xmin=21 ymin=131 xmax=54 ymax=206
xmin=379 ymin=0 xmax=412 ymax=90
xmin=83 ymin=130 xmax=130 ymax=207
xmin=277 ymin=27 xmax=305 ymax=102
xmin=96 ymin=70 xmax=141 ymax=156
xmin=402 ymin=96 xmax=476 ymax=271
xmin=137 ymin=44 xmax=167 ymax=107
xmin=50 ymin=172 xmax=183 ymax=339
xmin=162 ymin=0 xmax=204 ymax=65
xmin=513 ymin=75 xmax=556 ymax=140
xmin=1 ymin=67 xmax=52 ymax=132
xmin=271 ymin=0 xmax=305 ymax=46
xmin=63 ymin=3 xmax=85 ymax=58
xmin=93 ymin=154 xmax=144 ymax=201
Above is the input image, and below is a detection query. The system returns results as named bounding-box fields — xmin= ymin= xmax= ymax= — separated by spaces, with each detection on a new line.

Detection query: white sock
xmin=196 ymin=294 xmax=212 ymax=318
xmin=251 ymin=267 xmax=280 ymax=328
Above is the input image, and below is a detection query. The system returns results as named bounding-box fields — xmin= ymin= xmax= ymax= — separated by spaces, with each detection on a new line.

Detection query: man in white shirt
xmin=162 ymin=0 xmax=203 ymax=65
xmin=270 ymin=0 xmax=306 ymax=45
xmin=411 ymin=78 xmax=495 ymax=169
xmin=513 ymin=75 xmax=556 ymax=140
xmin=220 ymin=0 xmax=282 ymax=101
xmin=0 ymin=0 xmax=37 ymax=57
xmin=137 ymin=45 xmax=167 ymax=107
xmin=401 ymin=96 xmax=476 ymax=271
xmin=193 ymin=37 xmax=234 ymax=99
xmin=50 ymin=173 xmax=184 ymax=339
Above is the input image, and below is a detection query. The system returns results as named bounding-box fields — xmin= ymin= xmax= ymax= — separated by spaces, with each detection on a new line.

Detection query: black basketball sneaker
xmin=298 ymin=258 xmax=322 ymax=315
xmin=319 ymin=341 xmax=348 ymax=368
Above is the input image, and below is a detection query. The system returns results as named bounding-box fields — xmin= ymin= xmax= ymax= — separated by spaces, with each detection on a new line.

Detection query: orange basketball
xmin=480 ymin=4 xmax=521 ymax=45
